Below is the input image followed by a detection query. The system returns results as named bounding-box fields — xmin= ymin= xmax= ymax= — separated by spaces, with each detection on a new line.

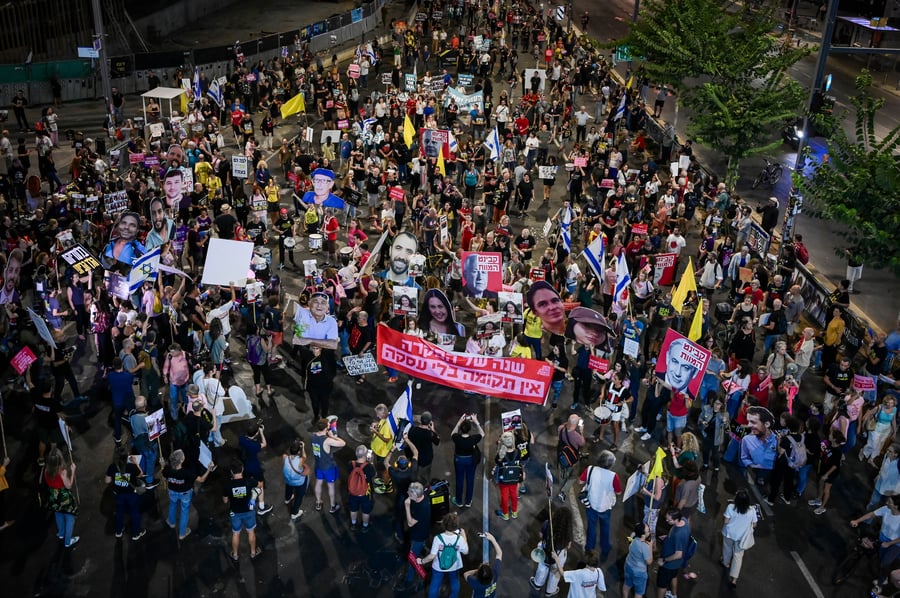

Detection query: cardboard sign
xmin=105 ymin=190 xmax=128 ymax=215
xmin=343 ymin=187 xmax=363 ymax=207
xmin=458 ymin=73 xmax=474 ymax=87
xmin=652 ymin=253 xmax=678 ymax=286
xmin=530 ymin=267 xmax=546 ymax=282
xmin=303 ymin=259 xmax=318 ymax=278
xmin=129 ymin=152 xmax=145 ymax=164
xmin=461 ymin=251 xmax=503 ymax=296
xmin=389 ymin=186 xmax=405 ymax=201
xmin=392 ymin=285 xmax=418 ymax=317
xmin=60 ymin=244 xmax=101 ymax=275
xmin=654 ymin=329 xmax=712 ymax=398
xmin=232 ymin=155 xmax=249 ymax=179
xmin=588 ymin=355 xmax=609 ymax=374
xmin=201 ymin=238 xmax=254 ymax=287
xmin=854 ymin=374 xmax=877 ymax=392
xmin=747 ymin=222 xmax=771 ymax=257
xmin=538 ymin=165 xmax=557 ymax=180
xmin=600 ymin=178 xmax=615 ymax=188
xmin=348 ymin=63 xmax=360 ymax=79
xmin=337 ymin=119 xmax=349 ymax=129
xmin=574 ymin=156 xmax=588 ymax=167
xmin=501 ymin=409 xmax=523 ymax=432
xmin=144 ymin=155 xmax=159 ymax=167
xmin=631 ymin=223 xmax=648 ymax=236
xmin=146 ymin=408 xmax=168 ymax=441
xmin=27 ymin=307 xmax=56 ymax=349
xmin=404 ymin=73 xmax=417 ymax=92
xmin=498 ymin=291 xmax=523 ymax=323
xmin=11 ymin=346 xmax=37 ymax=375
xmin=381 ymin=72 xmax=392 ymax=85
xmin=343 ymin=353 xmax=379 ymax=376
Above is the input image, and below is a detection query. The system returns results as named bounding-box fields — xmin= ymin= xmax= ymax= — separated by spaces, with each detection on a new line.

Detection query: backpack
xmin=437 ymin=533 xmax=461 ymax=569
xmin=558 ymin=428 xmax=580 ymax=468
xmin=465 ymin=170 xmax=478 ymax=187
xmin=496 ymin=461 xmax=524 ymax=484
xmin=347 ymin=461 xmax=369 ymax=497
xmin=683 ymin=535 xmax=699 ymax=563
xmin=795 ymin=242 xmax=809 ymax=265
xmin=786 ymin=433 xmax=808 ymax=470
xmin=247 ymin=335 xmax=266 ymax=366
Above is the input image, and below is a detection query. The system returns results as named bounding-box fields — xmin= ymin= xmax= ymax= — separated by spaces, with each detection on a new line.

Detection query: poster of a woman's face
xmin=498 ymin=291 xmax=524 ymax=324
xmin=476 ymin=313 xmax=502 ymax=339
xmin=565 ymin=307 xmax=616 ymax=352
xmin=393 ymin=285 xmax=418 ymax=317
xmin=418 ymin=288 xmax=463 ymax=337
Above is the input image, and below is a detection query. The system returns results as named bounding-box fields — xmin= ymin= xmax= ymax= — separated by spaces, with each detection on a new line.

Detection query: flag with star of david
xmin=128 ymin=247 xmax=161 ymax=295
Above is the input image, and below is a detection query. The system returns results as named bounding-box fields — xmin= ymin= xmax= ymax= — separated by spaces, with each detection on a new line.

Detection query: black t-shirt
xmin=164 ymin=464 xmax=198 ymax=493
xmin=33 ymin=391 xmax=62 ymax=429
xmin=388 ymin=462 xmax=418 ymax=497
xmin=826 ymin=364 xmax=852 ymax=392
xmin=408 ymin=495 xmax=431 ymax=541
xmin=452 ymin=433 xmax=482 ymax=457
xmin=407 ymin=426 xmax=439 ymax=467
xmin=224 ymin=477 xmax=254 ymax=513
xmin=214 ymin=213 xmax=237 ymax=239
xmin=107 ymin=462 xmax=141 ymax=494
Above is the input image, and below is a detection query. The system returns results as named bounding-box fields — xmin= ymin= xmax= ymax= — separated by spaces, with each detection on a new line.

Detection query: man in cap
xmin=302 ymin=167 xmax=345 ymax=209
xmin=757 ymin=196 xmax=780 ymax=235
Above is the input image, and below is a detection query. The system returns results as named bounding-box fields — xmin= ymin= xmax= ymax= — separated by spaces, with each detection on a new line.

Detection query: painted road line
xmin=791 ymin=550 xmax=826 ymax=598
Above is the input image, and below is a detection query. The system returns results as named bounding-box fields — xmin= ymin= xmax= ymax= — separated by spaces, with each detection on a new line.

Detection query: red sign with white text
xmin=376 ymin=325 xmax=553 ymax=404
xmin=653 ymin=328 xmax=712 ymax=398
xmin=653 ymin=253 xmax=678 ymax=286
xmin=11 ymin=346 xmax=37 ymax=375
xmin=588 ymin=356 xmax=609 ymax=373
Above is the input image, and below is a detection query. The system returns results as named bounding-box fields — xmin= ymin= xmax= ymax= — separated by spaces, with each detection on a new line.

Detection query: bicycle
xmin=751 ymin=158 xmax=783 ymax=189
xmin=832 ymin=527 xmax=880 ymax=585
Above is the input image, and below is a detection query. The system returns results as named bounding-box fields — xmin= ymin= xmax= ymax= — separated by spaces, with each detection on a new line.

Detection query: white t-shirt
xmin=428 ymin=531 xmax=469 ymax=572
xmin=875 ymin=506 xmax=900 ymax=541
xmin=665 ymin=234 xmax=686 ymax=255
xmin=562 ymin=567 xmax=606 ymax=597
xmin=722 ymin=503 xmax=758 ymax=540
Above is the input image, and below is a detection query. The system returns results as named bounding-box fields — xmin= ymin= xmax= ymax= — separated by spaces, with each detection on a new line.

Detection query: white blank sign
xmin=201 ymin=238 xmax=254 ymax=287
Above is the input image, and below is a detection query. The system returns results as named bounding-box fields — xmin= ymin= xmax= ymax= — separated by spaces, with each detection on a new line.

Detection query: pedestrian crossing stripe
xmin=556 ymin=6 xmax=565 ymax=21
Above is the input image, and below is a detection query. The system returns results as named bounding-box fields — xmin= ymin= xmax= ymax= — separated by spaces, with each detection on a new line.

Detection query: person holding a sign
xmin=302 ymin=168 xmax=345 ymax=210
xmin=526 ymin=281 xmax=566 ymax=337
xmin=462 ymin=253 xmax=498 ymax=300
xmin=566 ymin=308 xmax=616 ymax=353
xmin=163 ymin=168 xmax=187 ymax=212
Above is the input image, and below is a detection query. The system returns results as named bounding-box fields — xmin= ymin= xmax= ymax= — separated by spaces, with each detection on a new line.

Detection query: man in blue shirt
xmin=656 ymin=508 xmax=691 ymax=598
xmin=740 ymin=406 xmax=778 ymax=487
xmin=107 ymin=357 xmax=135 ymax=443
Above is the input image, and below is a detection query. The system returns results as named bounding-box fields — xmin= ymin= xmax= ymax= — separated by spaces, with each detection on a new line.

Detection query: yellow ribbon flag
xmin=403 ymin=114 xmax=415 ymax=148
xmin=648 ymin=447 xmax=667 ymax=481
xmin=689 ymin=299 xmax=704 ymax=341
xmin=671 ymin=257 xmax=696 ymax=314
xmin=626 ymin=74 xmax=634 ymax=90
xmin=280 ymin=92 xmax=306 ymax=119
xmin=436 ymin=144 xmax=446 ymax=176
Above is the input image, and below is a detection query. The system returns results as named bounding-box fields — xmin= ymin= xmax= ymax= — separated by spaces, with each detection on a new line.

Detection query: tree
xmin=621 ymin=0 xmax=809 ymax=188
xmin=792 ymin=71 xmax=900 ymax=275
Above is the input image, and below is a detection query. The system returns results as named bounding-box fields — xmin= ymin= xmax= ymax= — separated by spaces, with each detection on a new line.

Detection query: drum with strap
xmin=308 ymin=233 xmax=323 ymax=250
xmin=592 ymin=405 xmax=612 ymax=425
xmin=283 ymin=236 xmax=297 ymax=249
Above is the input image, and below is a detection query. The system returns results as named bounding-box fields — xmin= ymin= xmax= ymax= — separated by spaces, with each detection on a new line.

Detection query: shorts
xmin=648 ymin=325 xmax=668 ymax=343
xmin=656 ymin=565 xmax=680 ymax=588
xmin=824 ymin=471 xmax=840 ymax=484
xmin=230 ymin=510 xmax=257 ymax=532
xmin=348 ymin=493 xmax=374 ymax=514
xmin=269 ymin=331 xmax=284 ymax=347
xmin=667 ymin=413 xmax=687 ymax=433
xmin=324 ymin=239 xmax=336 ymax=254
xmin=367 ymin=193 xmax=380 ymax=207
xmin=624 ymin=568 xmax=648 ymax=595
xmin=316 ymin=465 xmax=339 ymax=483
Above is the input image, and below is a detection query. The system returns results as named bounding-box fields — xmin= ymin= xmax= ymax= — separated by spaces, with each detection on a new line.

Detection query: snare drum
xmin=251 ymin=255 xmax=268 ymax=271
xmin=593 ymin=405 xmax=612 ymax=425
xmin=253 ymin=246 xmax=272 ymax=266
xmin=309 ymin=233 xmax=323 ymax=250
xmin=283 ymin=236 xmax=297 ymax=249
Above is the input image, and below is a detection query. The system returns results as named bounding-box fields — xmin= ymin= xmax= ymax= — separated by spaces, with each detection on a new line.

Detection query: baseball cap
xmin=310 ymin=167 xmax=335 ymax=180
xmin=568 ymin=307 xmax=615 ymax=333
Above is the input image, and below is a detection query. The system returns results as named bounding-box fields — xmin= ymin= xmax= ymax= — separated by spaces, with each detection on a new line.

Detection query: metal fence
xmin=0 ymin=0 xmax=386 ymax=107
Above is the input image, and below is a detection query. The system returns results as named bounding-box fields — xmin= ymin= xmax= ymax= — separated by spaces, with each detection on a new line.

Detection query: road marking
xmin=482 ymin=399 xmax=490 ymax=561
xmin=790 ymin=551 xmax=826 ymax=598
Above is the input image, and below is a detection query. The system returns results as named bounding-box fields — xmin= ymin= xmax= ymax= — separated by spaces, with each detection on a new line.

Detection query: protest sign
xmin=458 ymin=73 xmax=474 ymax=87
xmin=574 ymin=157 xmax=588 ymax=167
xmin=501 ymin=409 xmax=523 ymax=432
xmin=146 ymin=408 xmax=167 ymax=441
xmin=443 ymin=87 xmax=484 ymax=112
xmin=26 ymin=307 xmax=57 ymax=349
xmin=631 ymin=223 xmax=648 ymax=236
xmin=393 ymin=285 xmax=418 ymax=317
xmin=343 ymin=353 xmax=379 ymax=376
xmin=303 ymin=259 xmax=319 ymax=278
xmin=376 ymin=325 xmax=553 ymax=404
xmin=588 ymin=355 xmax=609 ymax=374
xmin=461 ymin=251 xmax=502 ymax=296
xmin=381 ymin=72 xmax=392 ymax=85
xmin=538 ymin=165 xmax=557 ymax=180
xmin=231 ymin=155 xmax=249 ymax=179
xmin=854 ymin=375 xmax=877 ymax=392
xmin=530 ymin=267 xmax=546 ymax=282
xmin=201 ymin=238 xmax=254 ymax=287
xmin=498 ymin=291 xmax=523 ymax=323
xmin=60 ymin=244 xmax=101 ymax=275
xmin=348 ymin=63 xmax=360 ymax=79
xmin=653 ymin=253 xmax=678 ymax=286
xmin=523 ymin=68 xmax=547 ymax=92
xmin=320 ymin=130 xmax=341 ymax=144
xmin=105 ymin=190 xmax=128 ymax=216
xmin=654 ymin=329 xmax=712 ymax=398
xmin=11 ymin=346 xmax=37 ymax=375
xmin=476 ymin=313 xmax=502 ymax=339
xmin=404 ymin=73 xmax=417 ymax=91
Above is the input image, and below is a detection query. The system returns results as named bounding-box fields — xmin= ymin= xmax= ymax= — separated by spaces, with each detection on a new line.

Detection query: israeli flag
xmin=614 ymin=251 xmax=631 ymax=304
xmin=192 ymin=67 xmax=202 ymax=105
xmin=207 ymin=78 xmax=224 ymax=108
xmin=485 ymin=125 xmax=502 ymax=161
xmin=560 ymin=205 xmax=572 ymax=252
xmin=388 ymin=383 xmax=414 ymax=440
xmin=362 ymin=116 xmax=378 ymax=131
xmin=448 ymin=130 xmax=458 ymax=154
xmin=128 ymin=247 xmax=161 ymax=295
xmin=365 ymin=42 xmax=377 ymax=65
xmin=581 ymin=233 xmax=606 ymax=283
xmin=614 ymin=93 xmax=627 ymax=122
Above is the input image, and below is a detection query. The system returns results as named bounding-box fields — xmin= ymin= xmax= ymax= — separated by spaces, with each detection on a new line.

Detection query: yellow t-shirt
xmin=524 ymin=308 xmax=543 ymax=339
xmin=510 ymin=344 xmax=533 ymax=359
xmin=194 ymin=160 xmax=213 ymax=187
xmin=370 ymin=418 xmax=393 ymax=458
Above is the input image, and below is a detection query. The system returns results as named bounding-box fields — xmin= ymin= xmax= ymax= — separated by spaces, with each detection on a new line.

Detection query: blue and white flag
xmin=614 ymin=93 xmax=626 ymax=121
xmin=581 ymin=233 xmax=606 ymax=282
xmin=614 ymin=251 xmax=631 ymax=304
xmin=128 ymin=246 xmax=161 ymax=294
xmin=388 ymin=383 xmax=414 ymax=441
xmin=192 ymin=67 xmax=202 ymax=104
xmin=448 ymin=130 xmax=458 ymax=154
xmin=560 ymin=205 xmax=572 ymax=252
xmin=362 ymin=116 xmax=378 ymax=131
xmin=485 ymin=125 xmax=502 ymax=162
xmin=207 ymin=78 xmax=224 ymax=108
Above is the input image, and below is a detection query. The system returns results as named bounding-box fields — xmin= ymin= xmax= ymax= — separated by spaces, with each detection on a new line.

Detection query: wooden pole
xmin=0 ymin=411 xmax=6 ymax=457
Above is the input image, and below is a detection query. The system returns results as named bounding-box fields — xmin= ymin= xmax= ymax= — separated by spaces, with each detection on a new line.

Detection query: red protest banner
xmin=11 ymin=346 xmax=37 ymax=375
xmin=530 ymin=267 xmax=546 ymax=282
xmin=631 ymin=223 xmax=648 ymax=236
xmin=653 ymin=328 xmax=712 ymax=398
xmin=588 ymin=355 xmax=609 ymax=373
xmin=853 ymin=375 xmax=877 ymax=392
xmin=376 ymin=325 xmax=553 ymax=404
xmin=389 ymin=186 xmax=405 ymax=201
xmin=653 ymin=253 xmax=678 ymax=286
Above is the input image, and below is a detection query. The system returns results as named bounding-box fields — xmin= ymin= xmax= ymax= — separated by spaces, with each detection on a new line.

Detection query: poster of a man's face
xmin=0 ymin=248 xmax=23 ymax=304
xmin=421 ymin=129 xmax=449 ymax=159
xmin=165 ymin=142 xmax=185 ymax=167
xmin=301 ymin=168 xmax=345 ymax=210
xmin=145 ymin=196 xmax=175 ymax=250
xmin=384 ymin=232 xmax=418 ymax=284
xmin=163 ymin=168 xmax=185 ymax=211
xmin=653 ymin=329 xmax=711 ymax=397
xmin=103 ymin=211 xmax=146 ymax=273
xmin=461 ymin=252 xmax=501 ymax=299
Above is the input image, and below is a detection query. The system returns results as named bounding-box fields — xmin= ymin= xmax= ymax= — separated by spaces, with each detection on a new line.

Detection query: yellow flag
xmin=689 ymin=299 xmax=704 ymax=341
xmin=436 ymin=144 xmax=446 ymax=176
xmin=403 ymin=114 xmax=415 ymax=148
xmin=671 ymin=257 xmax=696 ymax=314
xmin=648 ymin=447 xmax=667 ymax=481
xmin=626 ymin=75 xmax=634 ymax=90
xmin=280 ymin=92 xmax=306 ymax=119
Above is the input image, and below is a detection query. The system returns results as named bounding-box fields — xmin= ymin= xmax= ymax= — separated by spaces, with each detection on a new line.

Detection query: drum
xmin=593 ymin=405 xmax=612 ymax=425
xmin=253 ymin=246 xmax=272 ymax=266
xmin=309 ymin=233 xmax=323 ymax=250
xmin=283 ymin=236 xmax=297 ymax=249
xmin=251 ymin=255 xmax=268 ymax=271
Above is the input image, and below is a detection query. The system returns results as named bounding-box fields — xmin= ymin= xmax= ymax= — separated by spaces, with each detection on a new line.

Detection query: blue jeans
xmin=726 ymin=391 xmax=744 ymax=420
xmin=551 ymin=379 xmax=564 ymax=403
xmin=763 ymin=334 xmax=780 ymax=354
xmin=585 ymin=507 xmax=612 ymax=556
xmin=169 ymin=383 xmax=188 ymax=419
xmin=844 ymin=421 xmax=859 ymax=453
xmin=167 ymin=489 xmax=193 ymax=538
xmin=406 ymin=539 xmax=426 ymax=583
xmin=698 ymin=376 xmax=718 ymax=404
xmin=139 ymin=442 xmax=158 ymax=484
xmin=114 ymin=492 xmax=142 ymax=536
xmin=428 ymin=569 xmax=460 ymax=598
xmin=454 ymin=454 xmax=477 ymax=505
xmin=55 ymin=511 xmax=75 ymax=545
xmin=526 ymin=336 xmax=542 ymax=360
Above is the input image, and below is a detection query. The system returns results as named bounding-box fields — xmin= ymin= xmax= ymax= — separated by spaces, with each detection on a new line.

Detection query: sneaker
xmin=570 ymin=403 xmax=579 ymax=411
xmin=115 ymin=531 xmax=123 ymax=538
xmin=291 ymin=510 xmax=304 ymax=521
xmin=258 ymin=504 xmax=274 ymax=515
xmin=640 ymin=432 xmax=652 ymax=441
xmin=166 ymin=520 xmax=176 ymax=529
xmin=329 ymin=504 xmax=341 ymax=514
xmin=530 ymin=577 xmax=541 ymax=591
xmin=814 ymin=506 xmax=827 ymax=515
xmin=451 ymin=497 xmax=464 ymax=508
xmin=65 ymin=536 xmax=80 ymax=548
xmin=519 ymin=485 xmax=527 ymax=495
xmin=634 ymin=426 xmax=646 ymax=433
xmin=808 ymin=499 xmax=822 ymax=507
xmin=779 ymin=495 xmax=791 ymax=505
xmin=351 ymin=521 xmax=359 ymax=531
xmin=179 ymin=528 xmax=192 ymax=541
xmin=511 ymin=511 xmax=519 ymax=519
xmin=499 ymin=512 xmax=510 ymax=521
xmin=145 ymin=480 xmax=160 ymax=490
xmin=464 ymin=503 xmax=472 ymax=508
xmin=132 ymin=529 xmax=146 ymax=541
xmin=621 ymin=423 xmax=628 ymax=432
xmin=557 ymin=491 xmax=567 ymax=503
xmin=764 ymin=498 xmax=774 ymax=506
